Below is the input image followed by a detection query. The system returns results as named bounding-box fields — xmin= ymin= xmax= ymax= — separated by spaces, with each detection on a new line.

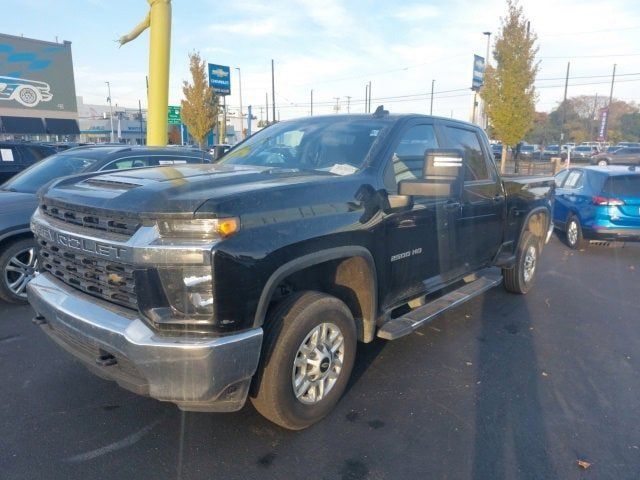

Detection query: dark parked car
xmin=540 ymin=145 xmax=567 ymax=161
xmin=591 ymin=146 xmax=640 ymax=166
xmin=553 ymin=166 xmax=640 ymax=248
xmin=0 ymin=145 xmax=213 ymax=303
xmin=571 ymin=145 xmax=598 ymax=162
xmin=518 ymin=144 xmax=539 ymax=160
xmin=0 ymin=142 xmax=56 ymax=183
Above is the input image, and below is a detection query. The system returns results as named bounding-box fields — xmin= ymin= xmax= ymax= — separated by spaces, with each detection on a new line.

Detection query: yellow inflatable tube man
xmin=119 ymin=0 xmax=171 ymax=146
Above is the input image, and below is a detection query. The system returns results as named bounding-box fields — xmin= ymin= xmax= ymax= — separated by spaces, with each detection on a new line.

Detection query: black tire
xmin=0 ymin=237 xmax=38 ymax=304
xmin=250 ymin=291 xmax=357 ymax=430
xmin=565 ymin=214 xmax=588 ymax=250
xmin=503 ymin=231 xmax=539 ymax=294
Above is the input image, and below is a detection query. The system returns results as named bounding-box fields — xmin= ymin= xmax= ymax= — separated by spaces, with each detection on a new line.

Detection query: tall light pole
xmin=106 ymin=81 xmax=114 ymax=143
xmin=235 ymin=67 xmax=243 ymax=139
xmin=430 ymin=79 xmax=435 ymax=115
xmin=345 ymin=96 xmax=351 ymax=113
xmin=482 ymin=31 xmax=491 ymax=129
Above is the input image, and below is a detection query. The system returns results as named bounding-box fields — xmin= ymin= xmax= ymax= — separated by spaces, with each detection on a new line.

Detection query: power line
xmin=539 ymin=52 xmax=640 ymax=59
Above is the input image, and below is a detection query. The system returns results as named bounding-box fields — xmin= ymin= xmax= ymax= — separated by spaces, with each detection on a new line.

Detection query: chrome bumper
xmin=27 ymin=273 xmax=263 ymax=412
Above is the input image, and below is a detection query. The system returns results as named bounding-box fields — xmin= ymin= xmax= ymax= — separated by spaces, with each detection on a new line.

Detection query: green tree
xmin=180 ymin=52 xmax=218 ymax=148
xmin=620 ymin=112 xmax=640 ymax=141
xmin=481 ymin=0 xmax=538 ymax=172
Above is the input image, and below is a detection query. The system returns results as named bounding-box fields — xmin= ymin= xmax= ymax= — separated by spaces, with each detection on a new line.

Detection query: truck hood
xmin=39 ymin=164 xmax=367 ymax=218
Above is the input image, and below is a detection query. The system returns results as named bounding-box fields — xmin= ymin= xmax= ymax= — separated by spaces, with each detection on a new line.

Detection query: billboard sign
xmin=168 ymin=105 xmax=181 ymax=124
xmin=597 ymin=107 xmax=609 ymax=142
xmin=0 ymin=33 xmax=78 ymax=113
xmin=208 ymin=63 xmax=231 ymax=96
xmin=472 ymin=54 xmax=485 ymax=91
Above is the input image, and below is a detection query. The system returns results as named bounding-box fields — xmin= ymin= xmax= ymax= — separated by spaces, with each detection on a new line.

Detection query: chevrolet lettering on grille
xmin=33 ymin=223 xmax=127 ymax=260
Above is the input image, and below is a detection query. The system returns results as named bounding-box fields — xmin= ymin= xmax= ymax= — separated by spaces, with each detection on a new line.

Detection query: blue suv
xmin=554 ymin=166 xmax=640 ymax=248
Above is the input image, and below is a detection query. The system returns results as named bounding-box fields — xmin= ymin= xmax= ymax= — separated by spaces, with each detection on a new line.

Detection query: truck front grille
xmin=37 ymin=238 xmax=138 ymax=310
xmin=41 ymin=202 xmax=140 ymax=237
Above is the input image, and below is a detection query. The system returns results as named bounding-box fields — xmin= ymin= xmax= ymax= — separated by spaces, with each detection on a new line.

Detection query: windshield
xmin=521 ymin=146 xmax=534 ymax=151
xmin=574 ymin=146 xmax=592 ymax=152
xmin=1 ymin=153 xmax=97 ymax=194
xmin=220 ymin=118 xmax=389 ymax=174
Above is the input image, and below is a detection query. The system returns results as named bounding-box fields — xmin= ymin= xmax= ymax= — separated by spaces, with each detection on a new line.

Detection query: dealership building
xmin=0 ymin=33 xmax=80 ymax=140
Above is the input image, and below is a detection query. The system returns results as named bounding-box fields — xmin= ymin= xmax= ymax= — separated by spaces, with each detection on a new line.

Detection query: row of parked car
xmin=491 ymin=141 xmax=640 ymax=165
xmin=0 ymin=143 xmax=214 ymax=303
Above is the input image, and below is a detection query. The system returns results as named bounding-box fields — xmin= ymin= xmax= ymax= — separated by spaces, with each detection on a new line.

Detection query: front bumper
xmin=27 ymin=273 xmax=263 ymax=412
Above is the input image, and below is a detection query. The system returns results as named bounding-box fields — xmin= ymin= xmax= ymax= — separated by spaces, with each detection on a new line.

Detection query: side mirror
xmin=398 ymin=149 xmax=464 ymax=198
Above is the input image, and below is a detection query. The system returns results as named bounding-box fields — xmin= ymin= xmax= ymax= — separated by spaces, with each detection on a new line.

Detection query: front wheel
xmin=0 ymin=237 xmax=38 ymax=304
xmin=597 ymin=159 xmax=609 ymax=166
xmin=251 ymin=291 xmax=357 ymax=430
xmin=503 ymin=231 xmax=539 ymax=294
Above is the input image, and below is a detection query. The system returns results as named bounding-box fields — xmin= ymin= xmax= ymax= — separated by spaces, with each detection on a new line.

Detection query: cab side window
xmin=445 ymin=126 xmax=490 ymax=182
xmin=105 ymin=156 xmax=150 ymax=170
xmin=391 ymin=124 xmax=439 ymax=185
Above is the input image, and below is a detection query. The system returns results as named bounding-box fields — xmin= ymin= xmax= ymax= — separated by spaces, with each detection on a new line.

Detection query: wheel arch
xmin=518 ymin=207 xmax=551 ymax=250
xmin=0 ymin=229 xmax=33 ymax=250
xmin=254 ymin=246 xmax=378 ymax=343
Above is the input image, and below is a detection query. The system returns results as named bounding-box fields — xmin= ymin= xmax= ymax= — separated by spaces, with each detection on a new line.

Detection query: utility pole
xmin=235 ymin=67 xmax=243 ymax=139
xmin=429 ymin=79 xmax=435 ymax=115
xmin=333 ymin=97 xmax=340 ymax=113
xmin=310 ymin=89 xmax=313 ymax=116
xmin=106 ymin=81 xmax=114 ymax=143
xmin=265 ymin=92 xmax=269 ymax=124
xmin=368 ymin=81 xmax=372 ymax=113
xmin=271 ymin=59 xmax=276 ymax=123
xmin=247 ymin=105 xmax=252 ymax=137
xmin=559 ymin=61 xmax=570 ymax=144
xmin=608 ymin=63 xmax=617 ymax=106
xmin=364 ymin=84 xmax=369 ymax=113
xmin=138 ymin=99 xmax=144 ymax=145
xmin=345 ymin=96 xmax=351 ymax=113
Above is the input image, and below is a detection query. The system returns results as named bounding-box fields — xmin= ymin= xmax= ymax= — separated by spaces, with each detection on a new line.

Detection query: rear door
xmin=443 ymin=124 xmax=504 ymax=271
xmin=555 ymin=169 xmax=587 ymax=223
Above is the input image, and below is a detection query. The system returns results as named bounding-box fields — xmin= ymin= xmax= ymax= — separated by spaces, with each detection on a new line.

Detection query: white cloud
xmin=393 ymin=5 xmax=441 ymax=21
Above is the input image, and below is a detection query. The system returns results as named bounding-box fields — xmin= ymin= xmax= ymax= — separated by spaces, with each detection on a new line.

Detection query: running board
xmin=377 ymin=272 xmax=503 ymax=340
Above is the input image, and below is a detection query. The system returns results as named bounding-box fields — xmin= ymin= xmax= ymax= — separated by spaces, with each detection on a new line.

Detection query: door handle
xmin=398 ymin=219 xmax=415 ymax=228
xmin=493 ymin=195 xmax=505 ymax=203
xmin=444 ymin=201 xmax=460 ymax=211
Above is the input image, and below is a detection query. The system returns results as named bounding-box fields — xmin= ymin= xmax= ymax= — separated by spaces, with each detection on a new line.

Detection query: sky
xmin=5 ymin=0 xmax=640 ymax=121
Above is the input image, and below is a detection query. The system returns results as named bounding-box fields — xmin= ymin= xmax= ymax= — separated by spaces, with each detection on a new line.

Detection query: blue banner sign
xmin=208 ymin=63 xmax=231 ymax=96
xmin=472 ymin=55 xmax=485 ymax=91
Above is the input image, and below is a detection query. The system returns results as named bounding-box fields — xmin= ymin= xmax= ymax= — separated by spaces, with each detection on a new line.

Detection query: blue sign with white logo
xmin=472 ymin=54 xmax=485 ymax=91
xmin=208 ymin=63 xmax=231 ymax=96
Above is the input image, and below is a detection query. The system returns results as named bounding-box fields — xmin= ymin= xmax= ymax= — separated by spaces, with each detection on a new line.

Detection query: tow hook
xmin=32 ymin=315 xmax=46 ymax=325
xmin=96 ymin=352 xmax=117 ymax=367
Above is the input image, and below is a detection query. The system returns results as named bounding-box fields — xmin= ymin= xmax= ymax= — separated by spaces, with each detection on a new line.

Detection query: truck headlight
xmin=156 ymin=218 xmax=239 ymax=240
xmin=157 ymin=266 xmax=214 ymax=316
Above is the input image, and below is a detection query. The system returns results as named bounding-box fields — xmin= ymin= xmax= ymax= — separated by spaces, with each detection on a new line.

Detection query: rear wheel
xmin=251 ymin=291 xmax=357 ymax=430
xmin=597 ymin=159 xmax=609 ymax=166
xmin=565 ymin=215 xmax=588 ymax=250
xmin=503 ymin=231 xmax=539 ymax=294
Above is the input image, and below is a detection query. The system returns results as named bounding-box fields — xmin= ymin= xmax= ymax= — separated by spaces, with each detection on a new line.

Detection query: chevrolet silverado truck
xmin=27 ymin=111 xmax=554 ymax=430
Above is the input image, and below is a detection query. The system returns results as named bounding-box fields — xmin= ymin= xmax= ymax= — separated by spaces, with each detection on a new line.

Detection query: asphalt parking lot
xmin=1 ymin=235 xmax=639 ymax=480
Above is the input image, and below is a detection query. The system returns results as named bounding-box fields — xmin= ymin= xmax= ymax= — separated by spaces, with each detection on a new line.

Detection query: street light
xmin=106 ymin=81 xmax=114 ymax=143
xmin=482 ymin=31 xmax=492 ymax=129
xmin=235 ymin=67 xmax=243 ymax=139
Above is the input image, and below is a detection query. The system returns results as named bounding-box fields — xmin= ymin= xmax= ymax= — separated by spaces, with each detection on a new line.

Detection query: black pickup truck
xmin=27 ymin=111 xmax=554 ymax=429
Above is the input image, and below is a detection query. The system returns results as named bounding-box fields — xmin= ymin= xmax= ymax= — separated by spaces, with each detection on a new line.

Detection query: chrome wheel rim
xmin=597 ymin=160 xmax=607 ymax=166
xmin=523 ymin=245 xmax=537 ymax=283
xmin=292 ymin=322 xmax=345 ymax=405
xmin=5 ymin=247 xmax=38 ymax=298
xmin=567 ymin=221 xmax=578 ymax=246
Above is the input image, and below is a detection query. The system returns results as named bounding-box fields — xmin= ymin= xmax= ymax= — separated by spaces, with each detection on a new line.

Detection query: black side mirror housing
xmin=398 ymin=149 xmax=464 ymax=198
